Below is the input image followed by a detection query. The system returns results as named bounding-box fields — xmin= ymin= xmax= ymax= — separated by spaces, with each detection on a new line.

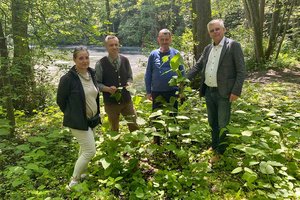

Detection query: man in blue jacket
xmin=187 ymin=19 xmax=246 ymax=162
xmin=145 ymin=29 xmax=185 ymax=144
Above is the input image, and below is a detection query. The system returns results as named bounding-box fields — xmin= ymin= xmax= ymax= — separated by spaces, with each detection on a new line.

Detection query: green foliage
xmin=29 ymin=0 xmax=105 ymax=46
xmin=0 ymin=79 xmax=300 ymax=199
xmin=161 ymin=53 xmax=190 ymax=104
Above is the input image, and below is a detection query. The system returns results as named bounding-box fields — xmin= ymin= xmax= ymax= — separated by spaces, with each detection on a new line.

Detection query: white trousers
xmin=70 ymin=128 xmax=96 ymax=180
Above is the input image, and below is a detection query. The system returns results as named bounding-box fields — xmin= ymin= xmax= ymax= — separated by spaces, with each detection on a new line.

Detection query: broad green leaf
xmin=242 ymin=171 xmax=257 ymax=183
xmin=244 ymin=167 xmax=256 ymax=174
xmin=268 ymin=130 xmax=280 ymax=136
xmin=27 ymin=136 xmax=47 ymax=144
xmin=267 ymin=193 xmax=277 ymax=199
xmin=115 ymin=177 xmax=123 ymax=182
xmin=175 ymin=116 xmax=190 ymax=120
xmin=168 ymin=126 xmax=179 ymax=132
xmin=135 ymin=187 xmax=144 ymax=198
xmin=153 ymin=182 xmax=160 ymax=188
xmin=165 ymin=143 xmax=177 ymax=151
xmin=175 ymin=149 xmax=187 ymax=158
xmin=16 ymin=144 xmax=31 ymax=152
xmin=162 ymin=55 xmax=169 ymax=63
xmin=151 ymin=120 xmax=166 ymax=126
xmin=241 ymin=130 xmax=253 ymax=136
xmin=294 ymin=151 xmax=300 ymax=160
xmin=294 ymin=113 xmax=300 ymax=118
xmin=38 ymin=185 xmax=46 ymax=190
xmin=34 ymin=150 xmax=46 ymax=158
xmin=249 ymin=161 xmax=260 ymax=166
xmin=115 ymin=183 xmax=122 ymax=190
xmin=235 ymin=110 xmax=246 ymax=114
xmin=12 ymin=179 xmax=24 ymax=187
xmin=9 ymin=166 xmax=24 ymax=174
xmin=267 ymin=161 xmax=284 ymax=167
xmin=170 ymin=53 xmax=181 ymax=71
xmin=261 ymin=127 xmax=271 ymax=131
xmin=100 ymin=158 xmax=111 ymax=169
xmin=266 ymin=111 xmax=276 ymax=117
xmin=231 ymin=167 xmax=243 ymax=174
xmin=149 ymin=110 xmax=163 ymax=118
xmin=26 ymin=163 xmax=39 ymax=172
xmin=260 ymin=161 xmax=275 ymax=174
xmin=244 ymin=147 xmax=264 ymax=156
xmin=136 ymin=117 xmax=147 ymax=126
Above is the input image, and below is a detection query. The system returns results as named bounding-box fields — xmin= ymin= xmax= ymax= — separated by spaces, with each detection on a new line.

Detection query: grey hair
xmin=105 ymin=35 xmax=119 ymax=43
xmin=158 ymin=29 xmax=171 ymax=36
xmin=73 ymin=46 xmax=89 ymax=59
xmin=207 ymin=19 xmax=225 ymax=31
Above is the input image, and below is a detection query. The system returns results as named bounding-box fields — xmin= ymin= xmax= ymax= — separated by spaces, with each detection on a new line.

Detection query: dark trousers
xmin=151 ymin=91 xmax=178 ymax=145
xmin=205 ymin=87 xmax=231 ymax=154
xmin=151 ymin=90 xmax=178 ymax=112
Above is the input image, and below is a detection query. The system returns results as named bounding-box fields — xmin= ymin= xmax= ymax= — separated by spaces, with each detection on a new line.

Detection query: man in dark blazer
xmin=187 ymin=19 xmax=246 ymax=162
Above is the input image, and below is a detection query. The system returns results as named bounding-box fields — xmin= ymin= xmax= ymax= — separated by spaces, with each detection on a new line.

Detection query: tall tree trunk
xmin=192 ymin=0 xmax=211 ymax=61
xmin=12 ymin=0 xmax=35 ymax=112
xmin=244 ymin=0 xmax=265 ymax=64
xmin=169 ymin=0 xmax=176 ymax=32
xmin=275 ymin=0 xmax=296 ymax=59
xmin=0 ymin=21 xmax=15 ymax=135
xmin=105 ymin=0 xmax=112 ymax=32
xmin=265 ymin=0 xmax=281 ymax=60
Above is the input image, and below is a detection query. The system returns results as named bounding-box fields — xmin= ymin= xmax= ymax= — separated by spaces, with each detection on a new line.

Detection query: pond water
xmin=50 ymin=46 xmax=148 ymax=83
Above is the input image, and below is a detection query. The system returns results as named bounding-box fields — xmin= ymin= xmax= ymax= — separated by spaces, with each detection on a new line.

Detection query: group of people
xmin=57 ymin=19 xmax=246 ymax=189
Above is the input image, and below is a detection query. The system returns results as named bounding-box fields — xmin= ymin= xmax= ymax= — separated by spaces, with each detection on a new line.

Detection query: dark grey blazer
xmin=187 ymin=37 xmax=246 ymax=98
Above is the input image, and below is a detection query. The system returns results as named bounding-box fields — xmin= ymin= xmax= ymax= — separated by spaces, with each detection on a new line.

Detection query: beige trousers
xmin=70 ymin=128 xmax=96 ymax=180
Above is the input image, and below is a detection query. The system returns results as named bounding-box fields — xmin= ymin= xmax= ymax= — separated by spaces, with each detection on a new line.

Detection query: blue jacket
xmin=145 ymin=48 xmax=185 ymax=93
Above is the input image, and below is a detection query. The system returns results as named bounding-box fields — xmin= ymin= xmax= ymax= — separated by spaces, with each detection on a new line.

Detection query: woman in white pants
xmin=57 ymin=46 xmax=101 ymax=189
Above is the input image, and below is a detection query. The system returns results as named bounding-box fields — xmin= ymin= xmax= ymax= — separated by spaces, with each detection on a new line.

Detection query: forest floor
xmin=1 ymin=65 xmax=299 ymax=199
xmin=247 ymin=66 xmax=300 ymax=84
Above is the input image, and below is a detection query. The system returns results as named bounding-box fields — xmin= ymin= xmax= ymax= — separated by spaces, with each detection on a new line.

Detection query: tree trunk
xmin=191 ymin=0 xmax=211 ymax=61
xmin=244 ymin=0 xmax=265 ymax=64
xmin=105 ymin=0 xmax=112 ymax=32
xmin=265 ymin=0 xmax=281 ymax=60
xmin=0 ymin=21 xmax=15 ymax=135
xmin=275 ymin=0 xmax=296 ymax=59
xmin=12 ymin=0 xmax=35 ymax=112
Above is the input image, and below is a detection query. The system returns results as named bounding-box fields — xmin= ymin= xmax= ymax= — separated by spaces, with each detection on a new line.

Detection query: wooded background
xmin=0 ymin=1 xmax=299 ymax=199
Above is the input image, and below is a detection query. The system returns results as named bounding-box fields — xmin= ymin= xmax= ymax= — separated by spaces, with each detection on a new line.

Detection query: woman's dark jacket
xmin=57 ymin=66 xmax=100 ymax=130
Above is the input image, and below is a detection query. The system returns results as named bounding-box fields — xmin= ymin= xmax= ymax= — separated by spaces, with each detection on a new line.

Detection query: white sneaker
xmin=66 ymin=179 xmax=78 ymax=190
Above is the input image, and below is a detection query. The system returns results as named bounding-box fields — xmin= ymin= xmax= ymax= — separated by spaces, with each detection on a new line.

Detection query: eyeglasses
xmin=209 ymin=28 xmax=221 ymax=33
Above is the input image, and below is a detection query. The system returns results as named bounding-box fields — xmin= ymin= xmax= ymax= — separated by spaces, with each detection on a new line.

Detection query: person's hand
xmin=229 ymin=94 xmax=239 ymax=102
xmin=146 ymin=94 xmax=152 ymax=101
xmin=109 ymin=86 xmax=117 ymax=94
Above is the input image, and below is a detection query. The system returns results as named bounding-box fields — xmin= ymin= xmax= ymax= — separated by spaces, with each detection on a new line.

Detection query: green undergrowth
xmin=0 ymin=80 xmax=299 ymax=199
